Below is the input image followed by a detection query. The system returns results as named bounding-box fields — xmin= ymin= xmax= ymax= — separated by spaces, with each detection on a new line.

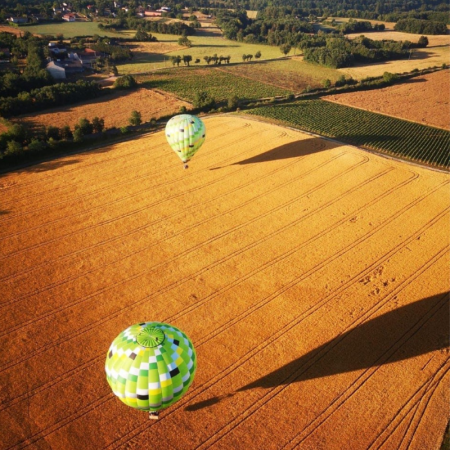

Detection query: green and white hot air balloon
xmin=105 ymin=321 xmax=197 ymax=419
xmin=165 ymin=114 xmax=205 ymax=169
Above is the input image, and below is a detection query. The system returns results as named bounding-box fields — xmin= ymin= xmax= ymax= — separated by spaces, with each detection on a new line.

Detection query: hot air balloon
xmin=165 ymin=114 xmax=205 ymax=169
xmin=105 ymin=321 xmax=197 ymax=419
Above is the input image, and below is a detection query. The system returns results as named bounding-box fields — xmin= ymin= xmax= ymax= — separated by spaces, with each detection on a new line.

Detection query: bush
xmin=382 ymin=72 xmax=399 ymax=84
xmin=129 ymin=110 xmax=142 ymax=126
xmin=193 ymin=91 xmax=216 ymax=111
xmin=76 ymin=118 xmax=94 ymax=135
xmin=227 ymin=95 xmax=239 ymax=110
xmin=179 ymin=105 xmax=187 ymax=113
xmin=418 ymin=36 xmax=429 ymax=47
xmin=7 ymin=123 xmax=28 ymax=144
xmin=46 ymin=126 xmax=60 ymax=140
xmin=120 ymin=126 xmax=129 ymax=134
xmin=113 ymin=75 xmax=138 ymax=90
xmin=92 ymin=117 xmax=105 ymax=133
xmin=60 ymin=125 xmax=73 ymax=140
xmin=73 ymin=128 xmax=84 ymax=142
xmin=28 ymin=138 xmax=46 ymax=152
xmin=5 ymin=140 xmax=23 ymax=156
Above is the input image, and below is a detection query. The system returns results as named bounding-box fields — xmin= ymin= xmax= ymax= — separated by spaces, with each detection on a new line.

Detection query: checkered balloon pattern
xmin=105 ymin=322 xmax=197 ymax=412
xmin=165 ymin=114 xmax=206 ymax=163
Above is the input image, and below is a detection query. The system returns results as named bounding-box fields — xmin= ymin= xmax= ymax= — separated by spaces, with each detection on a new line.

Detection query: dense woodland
xmin=1 ymin=0 xmax=449 ymax=25
xmin=301 ymin=35 xmax=410 ymax=67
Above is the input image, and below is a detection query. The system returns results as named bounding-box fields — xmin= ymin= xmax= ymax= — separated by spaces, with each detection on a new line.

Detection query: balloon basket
xmin=149 ymin=411 xmax=160 ymax=420
xmin=183 ymin=163 xmax=189 ymax=169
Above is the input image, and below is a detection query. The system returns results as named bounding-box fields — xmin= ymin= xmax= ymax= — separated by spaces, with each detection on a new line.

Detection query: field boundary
xmin=244 ymin=101 xmax=450 ymax=171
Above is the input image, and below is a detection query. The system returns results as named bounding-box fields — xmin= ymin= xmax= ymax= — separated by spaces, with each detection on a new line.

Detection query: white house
xmin=46 ymin=61 xmax=66 ymax=79
xmin=8 ymin=17 xmax=27 ymax=24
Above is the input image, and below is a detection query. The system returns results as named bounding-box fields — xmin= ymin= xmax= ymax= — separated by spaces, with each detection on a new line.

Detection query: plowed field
xmin=17 ymin=88 xmax=190 ymax=131
xmin=0 ymin=116 xmax=449 ymax=450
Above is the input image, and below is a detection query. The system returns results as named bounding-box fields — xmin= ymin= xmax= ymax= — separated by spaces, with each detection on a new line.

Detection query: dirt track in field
xmin=323 ymin=69 xmax=450 ymax=130
xmin=0 ymin=115 xmax=449 ymax=450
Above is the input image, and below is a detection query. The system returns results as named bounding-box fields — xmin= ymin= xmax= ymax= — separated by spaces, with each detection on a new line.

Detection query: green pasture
xmin=246 ymin=100 xmax=450 ymax=170
xmin=138 ymin=67 xmax=291 ymax=102
xmin=18 ymin=21 xmax=135 ymax=38
xmin=118 ymin=33 xmax=287 ymax=74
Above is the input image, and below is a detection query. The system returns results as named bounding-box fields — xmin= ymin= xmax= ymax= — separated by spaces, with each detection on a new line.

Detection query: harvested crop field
xmin=17 ymin=88 xmax=190 ymax=131
xmin=0 ymin=115 xmax=449 ymax=450
xmin=323 ymin=69 xmax=450 ymax=130
xmin=217 ymin=57 xmax=341 ymax=91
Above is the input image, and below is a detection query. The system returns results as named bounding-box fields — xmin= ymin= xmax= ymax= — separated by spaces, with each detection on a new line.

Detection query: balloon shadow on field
xmin=238 ymin=292 xmax=449 ymax=392
xmin=185 ymin=394 xmax=234 ymax=412
xmin=211 ymin=137 xmax=339 ymax=169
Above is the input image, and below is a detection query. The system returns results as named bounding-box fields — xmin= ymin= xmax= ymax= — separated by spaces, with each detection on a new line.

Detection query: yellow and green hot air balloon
xmin=165 ymin=114 xmax=205 ymax=169
xmin=105 ymin=321 xmax=197 ymax=419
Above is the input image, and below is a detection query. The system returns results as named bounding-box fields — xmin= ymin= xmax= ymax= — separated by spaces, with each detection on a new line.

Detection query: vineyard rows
xmin=137 ymin=68 xmax=290 ymax=102
xmin=247 ymin=100 xmax=450 ymax=170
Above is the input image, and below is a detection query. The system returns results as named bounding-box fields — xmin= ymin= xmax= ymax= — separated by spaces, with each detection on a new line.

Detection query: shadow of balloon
xmin=211 ymin=137 xmax=339 ymax=169
xmin=238 ymin=292 xmax=449 ymax=392
xmin=185 ymin=394 xmax=234 ymax=412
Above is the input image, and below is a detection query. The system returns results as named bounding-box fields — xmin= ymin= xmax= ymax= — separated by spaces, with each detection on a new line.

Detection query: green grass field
xmin=118 ymin=33 xmax=289 ymax=74
xmin=246 ymin=100 xmax=450 ymax=170
xmin=138 ymin=67 xmax=291 ymax=102
xmin=18 ymin=21 xmax=135 ymax=38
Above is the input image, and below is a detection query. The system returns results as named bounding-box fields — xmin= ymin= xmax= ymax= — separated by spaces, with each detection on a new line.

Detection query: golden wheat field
xmin=0 ymin=115 xmax=449 ymax=450
xmin=323 ymin=69 xmax=450 ymax=130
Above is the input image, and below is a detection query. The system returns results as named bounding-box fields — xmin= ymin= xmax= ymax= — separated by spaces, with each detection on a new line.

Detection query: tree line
xmin=336 ymin=19 xmax=386 ymax=34
xmin=97 ymin=16 xmax=196 ymax=36
xmin=394 ymin=18 xmax=448 ymax=34
xmin=215 ymin=9 xmax=314 ymax=46
xmin=0 ymin=80 xmax=105 ymax=117
xmin=301 ymin=35 xmax=411 ymax=68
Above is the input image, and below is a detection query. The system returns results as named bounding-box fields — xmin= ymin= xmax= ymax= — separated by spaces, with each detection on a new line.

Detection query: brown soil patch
xmin=17 ymin=88 xmax=190 ymax=131
xmin=125 ymin=40 xmax=184 ymax=55
xmin=0 ymin=25 xmax=25 ymax=36
xmin=0 ymin=116 xmax=448 ymax=450
xmin=323 ymin=69 xmax=450 ymax=130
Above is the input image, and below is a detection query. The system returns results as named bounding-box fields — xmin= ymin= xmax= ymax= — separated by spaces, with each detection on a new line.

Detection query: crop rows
xmin=138 ymin=68 xmax=290 ymax=102
xmin=247 ymin=100 xmax=450 ymax=170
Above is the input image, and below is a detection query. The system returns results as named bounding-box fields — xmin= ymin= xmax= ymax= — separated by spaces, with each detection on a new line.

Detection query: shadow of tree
xmin=15 ymin=158 xmax=81 ymax=174
xmin=238 ymin=292 xmax=449 ymax=391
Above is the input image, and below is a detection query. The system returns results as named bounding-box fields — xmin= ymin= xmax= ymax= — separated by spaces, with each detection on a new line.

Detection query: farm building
xmin=8 ymin=17 xmax=27 ymax=24
xmin=63 ymin=13 xmax=76 ymax=22
xmin=46 ymin=58 xmax=84 ymax=79
xmin=46 ymin=61 xmax=66 ymax=80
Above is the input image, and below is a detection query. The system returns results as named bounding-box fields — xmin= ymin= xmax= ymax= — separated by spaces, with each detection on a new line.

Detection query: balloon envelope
xmin=165 ymin=114 xmax=205 ymax=164
xmin=105 ymin=321 xmax=197 ymax=412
